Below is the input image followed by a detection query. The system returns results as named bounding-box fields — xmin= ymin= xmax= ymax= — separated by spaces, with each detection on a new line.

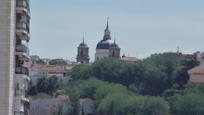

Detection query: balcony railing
xmin=16 ymin=66 xmax=29 ymax=76
xmin=16 ymin=0 xmax=29 ymax=9
xmin=16 ymin=44 xmax=29 ymax=54
xmin=16 ymin=21 xmax=29 ymax=30
xmin=16 ymin=21 xmax=30 ymax=41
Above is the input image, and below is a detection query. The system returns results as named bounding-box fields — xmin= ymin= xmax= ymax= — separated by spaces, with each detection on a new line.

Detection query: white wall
xmin=95 ymin=49 xmax=109 ymax=61
xmin=0 ymin=0 xmax=15 ymax=115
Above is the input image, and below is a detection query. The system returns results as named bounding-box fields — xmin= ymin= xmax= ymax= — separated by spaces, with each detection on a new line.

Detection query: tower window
xmin=112 ymin=51 xmax=115 ymax=56
xmin=16 ymin=83 xmax=20 ymax=90
xmin=81 ymin=50 xmax=83 ymax=55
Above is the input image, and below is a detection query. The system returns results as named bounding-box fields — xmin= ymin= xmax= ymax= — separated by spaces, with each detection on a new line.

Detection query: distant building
xmin=195 ymin=51 xmax=204 ymax=64
xmin=30 ymin=55 xmax=40 ymax=62
xmin=76 ymin=38 xmax=90 ymax=64
xmin=174 ymin=48 xmax=197 ymax=61
xmin=188 ymin=64 xmax=204 ymax=83
xmin=95 ymin=20 xmax=120 ymax=61
xmin=30 ymin=76 xmax=70 ymax=87
xmin=30 ymin=62 xmax=47 ymax=77
xmin=79 ymin=98 xmax=95 ymax=115
xmin=30 ymin=95 xmax=71 ymax=115
xmin=46 ymin=65 xmax=66 ymax=77
xmin=30 ymin=57 xmax=78 ymax=77
xmin=178 ymin=53 xmax=197 ymax=61
xmin=121 ymin=54 xmax=138 ymax=62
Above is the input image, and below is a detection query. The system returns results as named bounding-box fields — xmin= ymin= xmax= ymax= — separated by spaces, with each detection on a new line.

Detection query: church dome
xmin=96 ymin=41 xmax=111 ymax=49
xmin=96 ymin=40 xmax=114 ymax=49
xmin=110 ymin=42 xmax=119 ymax=48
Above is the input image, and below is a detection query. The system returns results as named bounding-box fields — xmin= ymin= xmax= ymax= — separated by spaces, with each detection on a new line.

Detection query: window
xmin=16 ymin=83 xmax=20 ymax=90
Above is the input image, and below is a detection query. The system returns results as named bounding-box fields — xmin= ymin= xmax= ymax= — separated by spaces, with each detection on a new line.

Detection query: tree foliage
xmin=63 ymin=53 xmax=201 ymax=115
xmin=29 ymin=77 xmax=60 ymax=95
xmin=170 ymin=92 xmax=204 ymax=115
xmin=65 ymin=79 xmax=170 ymax=115
xmin=70 ymin=53 xmax=198 ymax=96
xmin=49 ymin=59 xmax=67 ymax=65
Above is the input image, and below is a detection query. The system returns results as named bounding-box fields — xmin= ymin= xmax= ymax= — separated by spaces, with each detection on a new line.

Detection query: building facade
xmin=76 ymin=38 xmax=90 ymax=64
xmin=30 ymin=95 xmax=71 ymax=115
xmin=0 ymin=0 xmax=31 ymax=114
xmin=0 ymin=0 xmax=16 ymax=114
xmin=95 ymin=20 xmax=120 ymax=61
xmin=121 ymin=54 xmax=138 ymax=62
xmin=188 ymin=64 xmax=204 ymax=83
xmin=15 ymin=0 xmax=31 ymax=114
xmin=195 ymin=51 xmax=204 ymax=64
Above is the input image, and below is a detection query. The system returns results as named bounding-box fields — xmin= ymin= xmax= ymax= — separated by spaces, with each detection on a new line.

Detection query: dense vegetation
xmin=70 ymin=53 xmax=198 ymax=96
xmin=30 ymin=53 xmax=204 ymax=115
xmin=29 ymin=77 xmax=60 ymax=95
xmin=66 ymin=53 xmax=204 ymax=115
xmin=66 ymin=79 xmax=170 ymax=115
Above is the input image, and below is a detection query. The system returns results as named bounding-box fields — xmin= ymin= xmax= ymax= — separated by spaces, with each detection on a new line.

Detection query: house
xmin=79 ymin=98 xmax=95 ymax=115
xmin=121 ymin=54 xmax=138 ymax=62
xmin=30 ymin=95 xmax=71 ymax=115
xmin=188 ymin=64 xmax=204 ymax=83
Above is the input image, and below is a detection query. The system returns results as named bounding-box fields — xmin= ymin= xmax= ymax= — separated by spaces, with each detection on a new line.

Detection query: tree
xmin=140 ymin=64 xmax=167 ymax=95
xmin=65 ymin=78 xmax=170 ymax=115
xmin=97 ymin=93 xmax=170 ymax=115
xmin=49 ymin=59 xmax=67 ymax=65
xmin=47 ymin=77 xmax=60 ymax=95
xmin=70 ymin=64 xmax=93 ymax=80
xmin=36 ymin=77 xmax=60 ymax=95
xmin=37 ymin=77 xmax=49 ymax=93
xmin=170 ymin=93 xmax=204 ymax=115
xmin=69 ymin=53 xmax=198 ymax=96
xmin=174 ymin=60 xmax=199 ymax=88
xmin=28 ymin=86 xmax=38 ymax=95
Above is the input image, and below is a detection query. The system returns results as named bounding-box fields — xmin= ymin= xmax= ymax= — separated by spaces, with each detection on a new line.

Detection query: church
xmin=76 ymin=38 xmax=90 ymax=64
xmin=95 ymin=20 xmax=120 ymax=61
xmin=76 ymin=20 xmax=121 ymax=63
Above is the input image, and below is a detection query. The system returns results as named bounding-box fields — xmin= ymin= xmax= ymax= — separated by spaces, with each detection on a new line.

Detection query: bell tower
xmin=76 ymin=37 xmax=90 ymax=64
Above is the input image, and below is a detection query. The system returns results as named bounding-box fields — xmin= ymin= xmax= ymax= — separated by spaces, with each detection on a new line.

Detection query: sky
xmin=30 ymin=0 xmax=204 ymax=61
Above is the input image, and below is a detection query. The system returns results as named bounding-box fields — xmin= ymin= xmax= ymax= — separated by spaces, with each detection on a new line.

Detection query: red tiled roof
xmin=47 ymin=73 xmax=64 ymax=77
xmin=188 ymin=64 xmax=204 ymax=74
xmin=47 ymin=67 xmax=65 ymax=71
xmin=121 ymin=56 xmax=138 ymax=62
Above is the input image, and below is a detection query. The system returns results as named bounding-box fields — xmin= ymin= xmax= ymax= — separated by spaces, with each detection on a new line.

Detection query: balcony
xmin=16 ymin=70 xmax=31 ymax=82
xmin=16 ymin=21 xmax=30 ymax=41
xmin=16 ymin=0 xmax=30 ymax=16
xmin=14 ymin=96 xmax=30 ymax=113
xmin=16 ymin=44 xmax=28 ymax=53
xmin=16 ymin=66 xmax=29 ymax=76
xmin=16 ymin=21 xmax=30 ymax=39
xmin=21 ymin=96 xmax=30 ymax=103
xmin=16 ymin=44 xmax=30 ymax=60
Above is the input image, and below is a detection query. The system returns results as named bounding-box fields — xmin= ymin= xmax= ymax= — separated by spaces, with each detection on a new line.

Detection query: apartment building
xmin=0 ymin=0 xmax=30 ymax=115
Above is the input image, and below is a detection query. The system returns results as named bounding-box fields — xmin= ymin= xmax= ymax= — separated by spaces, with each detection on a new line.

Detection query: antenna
xmin=177 ymin=46 xmax=180 ymax=53
xmin=114 ymin=32 xmax=116 ymax=43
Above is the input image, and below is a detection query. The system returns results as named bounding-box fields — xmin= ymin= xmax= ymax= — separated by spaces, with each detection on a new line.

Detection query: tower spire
xmin=103 ymin=17 xmax=111 ymax=40
xmin=106 ymin=17 xmax=109 ymax=30
xmin=82 ymin=32 xmax=85 ymax=44
xmin=114 ymin=32 xmax=116 ymax=44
